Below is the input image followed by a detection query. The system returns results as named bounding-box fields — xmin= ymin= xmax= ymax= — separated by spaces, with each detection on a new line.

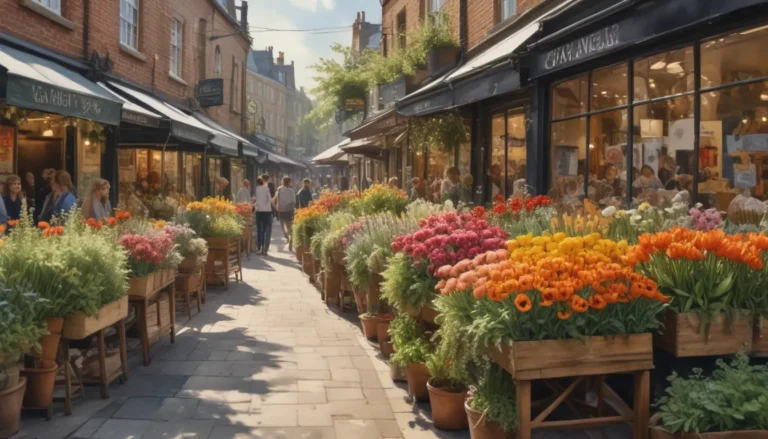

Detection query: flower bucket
xmin=129 ymin=272 xmax=155 ymax=297
xmin=376 ymin=315 xmax=394 ymax=345
xmin=360 ymin=314 xmax=379 ymax=340
xmin=295 ymin=245 xmax=304 ymax=261
xmin=0 ymin=377 xmax=25 ymax=437
xmin=303 ymin=251 xmax=314 ymax=278
xmin=20 ymin=359 xmax=58 ymax=408
xmin=466 ymin=401 xmax=512 ymax=439
xmin=206 ymin=237 xmax=230 ymax=250
xmin=650 ymin=427 xmax=768 ymax=438
xmin=37 ymin=317 xmax=64 ymax=362
xmin=178 ymin=254 xmax=204 ymax=273
xmin=390 ymin=361 xmax=406 ymax=382
xmin=427 ymin=379 xmax=468 ymax=430
xmin=176 ymin=273 xmax=201 ymax=293
xmin=420 ymin=303 xmax=439 ymax=326
xmin=405 ymin=362 xmax=430 ymax=402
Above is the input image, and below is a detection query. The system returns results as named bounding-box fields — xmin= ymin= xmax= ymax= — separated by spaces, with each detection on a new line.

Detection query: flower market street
xmin=17 ymin=226 xmax=629 ymax=439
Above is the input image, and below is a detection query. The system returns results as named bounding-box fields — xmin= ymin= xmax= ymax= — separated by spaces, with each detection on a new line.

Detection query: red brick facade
xmin=0 ymin=0 xmax=248 ymax=135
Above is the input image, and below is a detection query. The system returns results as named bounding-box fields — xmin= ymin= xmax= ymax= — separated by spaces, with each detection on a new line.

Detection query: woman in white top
xmin=235 ymin=180 xmax=252 ymax=203
xmin=254 ymin=177 xmax=273 ymax=254
xmin=273 ymin=176 xmax=297 ymax=251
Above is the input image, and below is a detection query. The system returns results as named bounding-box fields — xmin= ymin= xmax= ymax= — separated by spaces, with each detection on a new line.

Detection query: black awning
xmin=453 ymin=64 xmax=521 ymax=107
xmin=398 ymin=86 xmax=454 ymax=117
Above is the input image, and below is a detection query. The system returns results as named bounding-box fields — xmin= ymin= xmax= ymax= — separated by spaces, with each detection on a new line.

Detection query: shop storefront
xmin=0 ymin=42 xmax=122 ymax=205
xmin=528 ymin=0 xmax=768 ymax=209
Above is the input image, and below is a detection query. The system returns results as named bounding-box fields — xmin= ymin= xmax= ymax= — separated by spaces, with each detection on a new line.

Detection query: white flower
xmin=631 ymin=215 xmax=642 ymax=222
xmin=602 ymin=206 xmax=617 ymax=217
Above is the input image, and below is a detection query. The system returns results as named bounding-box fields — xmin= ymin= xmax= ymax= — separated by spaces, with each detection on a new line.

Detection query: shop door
xmin=18 ymin=137 xmax=64 ymax=184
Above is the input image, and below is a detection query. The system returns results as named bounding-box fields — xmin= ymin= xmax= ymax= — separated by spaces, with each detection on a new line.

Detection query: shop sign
xmin=344 ymin=98 xmax=366 ymax=111
xmin=543 ymin=24 xmax=620 ymax=72
xmin=171 ymin=121 xmax=210 ymax=145
xmin=399 ymin=88 xmax=453 ymax=117
xmin=121 ymin=109 xmax=159 ymax=127
xmin=5 ymin=77 xmax=121 ymax=126
xmin=196 ymin=78 xmax=224 ymax=107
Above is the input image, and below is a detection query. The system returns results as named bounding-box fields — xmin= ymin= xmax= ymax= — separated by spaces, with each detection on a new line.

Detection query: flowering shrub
xmin=689 ymin=206 xmax=722 ymax=231
xmin=630 ymin=227 xmax=768 ymax=319
xmin=0 ymin=285 xmax=48 ymax=368
xmin=391 ymin=211 xmax=508 ymax=276
xmin=183 ymin=197 xmax=243 ymax=238
xmin=349 ymin=184 xmax=409 ymax=216
xmin=163 ymin=223 xmax=207 ymax=257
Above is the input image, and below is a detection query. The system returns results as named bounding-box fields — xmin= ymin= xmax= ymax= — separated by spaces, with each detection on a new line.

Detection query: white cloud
xmin=288 ymin=0 xmax=334 ymax=12
xmin=321 ymin=0 xmax=335 ymax=9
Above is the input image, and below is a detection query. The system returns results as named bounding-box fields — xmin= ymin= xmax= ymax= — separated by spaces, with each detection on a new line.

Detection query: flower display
xmin=349 ymin=184 xmax=409 ymax=216
xmin=164 ymin=223 xmax=208 ymax=257
xmin=689 ymin=206 xmax=722 ymax=231
xmin=391 ymin=211 xmax=508 ymax=275
xmin=119 ymin=230 xmax=176 ymax=277
xmin=234 ymin=202 xmax=253 ymax=219
xmin=183 ymin=197 xmax=243 ymax=238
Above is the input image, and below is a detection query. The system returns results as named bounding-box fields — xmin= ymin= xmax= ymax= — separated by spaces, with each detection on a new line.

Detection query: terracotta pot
xmin=0 ymin=377 xmax=25 ymax=437
xmin=129 ymin=272 xmax=155 ymax=297
xmin=390 ymin=361 xmax=406 ymax=382
xmin=353 ymin=290 xmax=368 ymax=315
xmin=360 ymin=314 xmax=379 ymax=340
xmin=295 ymin=245 xmax=303 ymax=261
xmin=466 ymin=400 xmax=511 ymax=439
xmin=38 ymin=317 xmax=64 ymax=362
xmin=420 ymin=304 xmax=439 ymax=326
xmin=427 ymin=379 xmax=468 ymax=430
xmin=20 ymin=359 xmax=57 ymax=408
xmin=650 ymin=427 xmax=768 ymax=438
xmin=405 ymin=363 xmax=430 ymax=402
xmin=376 ymin=315 xmax=394 ymax=345
xmin=380 ymin=340 xmax=394 ymax=358
xmin=0 ymin=363 xmax=20 ymax=391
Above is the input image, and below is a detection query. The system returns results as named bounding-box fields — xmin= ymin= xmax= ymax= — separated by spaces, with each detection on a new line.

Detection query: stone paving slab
xmin=18 ymin=224 xmax=633 ymax=439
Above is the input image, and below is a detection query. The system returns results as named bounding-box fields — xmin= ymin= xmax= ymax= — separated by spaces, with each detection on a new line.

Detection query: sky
xmin=245 ymin=0 xmax=382 ymax=97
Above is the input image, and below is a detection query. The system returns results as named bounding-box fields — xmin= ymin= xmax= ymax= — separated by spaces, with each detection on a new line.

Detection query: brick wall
xmin=0 ymin=0 xmax=248 ymax=135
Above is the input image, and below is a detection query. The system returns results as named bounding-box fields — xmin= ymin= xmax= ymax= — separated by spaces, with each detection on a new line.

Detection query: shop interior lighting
xmin=650 ymin=60 xmax=667 ymax=70
xmin=666 ymin=62 xmax=684 ymax=74
xmin=42 ymin=129 xmax=53 ymax=137
xmin=761 ymin=94 xmax=768 ymax=101
xmin=741 ymin=25 xmax=768 ymax=35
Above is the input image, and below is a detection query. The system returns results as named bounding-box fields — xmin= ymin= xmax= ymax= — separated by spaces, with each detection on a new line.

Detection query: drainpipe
xmin=82 ymin=0 xmax=90 ymax=61
xmin=459 ymin=0 xmax=468 ymax=61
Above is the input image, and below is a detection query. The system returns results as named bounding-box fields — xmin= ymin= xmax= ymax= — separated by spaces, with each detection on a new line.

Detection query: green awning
xmin=0 ymin=43 xmax=122 ymax=125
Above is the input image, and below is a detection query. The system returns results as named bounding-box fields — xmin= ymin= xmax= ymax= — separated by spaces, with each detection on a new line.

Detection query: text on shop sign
xmin=544 ymin=24 xmax=620 ymax=71
xmin=31 ymin=84 xmax=103 ymax=116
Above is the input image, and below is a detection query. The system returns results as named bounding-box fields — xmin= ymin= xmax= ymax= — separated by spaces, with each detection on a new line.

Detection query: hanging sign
xmin=196 ymin=78 xmax=224 ymax=107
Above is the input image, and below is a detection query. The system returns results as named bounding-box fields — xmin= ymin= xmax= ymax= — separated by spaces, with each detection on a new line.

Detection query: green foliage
xmin=390 ymin=314 xmax=433 ymax=367
xmin=381 ymin=254 xmax=436 ymax=312
xmin=468 ymin=363 xmax=518 ymax=433
xmin=320 ymin=212 xmax=357 ymax=271
xmin=655 ymin=351 xmax=768 ymax=433
xmin=0 ymin=285 xmax=48 ymax=365
xmin=409 ymin=112 xmax=469 ymax=155
xmin=0 ymin=207 xmax=128 ymax=319
xmin=348 ymin=185 xmax=409 ymax=217
xmin=434 ymin=289 xmax=482 ymax=385
xmin=206 ymin=215 xmax=244 ymax=238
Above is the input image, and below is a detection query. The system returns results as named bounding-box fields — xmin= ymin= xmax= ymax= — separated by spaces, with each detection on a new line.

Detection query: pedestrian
xmin=296 ymin=178 xmax=313 ymax=209
xmin=410 ymin=177 xmax=426 ymax=201
xmin=254 ymin=177 xmax=273 ymax=255
xmin=263 ymin=174 xmax=277 ymax=219
xmin=2 ymin=174 xmax=24 ymax=222
xmin=81 ymin=178 xmax=112 ymax=221
xmin=235 ymin=179 xmax=252 ymax=203
xmin=388 ymin=177 xmax=399 ymax=189
xmin=35 ymin=168 xmax=55 ymax=223
xmin=273 ymin=176 xmax=297 ymax=251
xmin=215 ymin=177 xmax=231 ymax=200
xmin=49 ymin=170 xmax=77 ymax=219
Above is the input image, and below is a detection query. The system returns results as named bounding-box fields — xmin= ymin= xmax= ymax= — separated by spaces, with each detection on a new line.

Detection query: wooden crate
xmin=176 ymin=273 xmax=201 ymax=293
xmin=490 ymin=334 xmax=653 ymax=439
xmin=753 ymin=315 xmax=768 ymax=357
xmin=654 ymin=311 xmax=753 ymax=357
xmin=62 ymin=296 xmax=129 ymax=340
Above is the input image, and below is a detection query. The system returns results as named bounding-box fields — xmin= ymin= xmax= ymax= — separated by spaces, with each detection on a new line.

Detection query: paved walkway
xmin=20 ymin=225 xmax=465 ymax=439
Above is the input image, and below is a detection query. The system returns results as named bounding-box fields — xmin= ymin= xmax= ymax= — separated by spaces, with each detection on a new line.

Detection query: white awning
xmin=192 ymin=112 xmax=241 ymax=157
xmin=107 ymin=81 xmax=212 ymax=145
xmin=96 ymin=82 xmax=161 ymax=126
xmin=313 ymin=139 xmax=350 ymax=163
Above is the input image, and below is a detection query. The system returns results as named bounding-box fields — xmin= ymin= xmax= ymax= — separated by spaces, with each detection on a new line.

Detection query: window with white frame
xmin=33 ymin=0 xmax=61 ymax=14
xmin=429 ymin=0 xmax=445 ymax=12
xmin=120 ymin=0 xmax=139 ymax=50
xmin=214 ymin=46 xmax=222 ymax=77
xmin=500 ymin=0 xmax=516 ymax=21
xmin=170 ymin=18 xmax=182 ymax=77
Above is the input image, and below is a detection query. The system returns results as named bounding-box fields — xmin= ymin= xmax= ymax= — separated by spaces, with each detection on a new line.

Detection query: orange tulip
xmin=514 ymin=293 xmax=532 ymax=312
xmin=557 ymin=310 xmax=572 ymax=320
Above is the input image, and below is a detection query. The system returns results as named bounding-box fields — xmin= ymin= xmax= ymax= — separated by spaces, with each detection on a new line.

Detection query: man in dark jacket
xmin=297 ymin=178 xmax=313 ymax=209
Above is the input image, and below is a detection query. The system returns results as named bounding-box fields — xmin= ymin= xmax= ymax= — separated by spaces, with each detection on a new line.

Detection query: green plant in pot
xmin=390 ymin=315 xmax=433 ymax=402
xmin=426 ymin=343 xmax=469 ymax=431
xmin=466 ymin=363 xmax=518 ymax=438
xmin=381 ymin=253 xmax=435 ymax=317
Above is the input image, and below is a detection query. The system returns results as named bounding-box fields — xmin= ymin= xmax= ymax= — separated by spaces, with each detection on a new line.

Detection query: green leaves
xmin=409 ymin=112 xmax=469 ymax=155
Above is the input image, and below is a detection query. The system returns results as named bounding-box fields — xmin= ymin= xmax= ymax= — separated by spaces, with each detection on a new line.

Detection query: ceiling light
xmin=589 ymin=143 xmax=595 ymax=149
xmin=650 ymin=61 xmax=667 ymax=70
xmin=650 ymin=83 xmax=656 ymax=89
xmin=763 ymin=117 xmax=767 ymax=122
xmin=743 ymin=119 xmax=749 ymax=124
xmin=666 ymin=62 xmax=684 ymax=74
xmin=761 ymin=94 xmax=768 ymax=101
xmin=601 ymin=91 xmax=608 ymax=95
xmin=84 ymin=140 xmax=90 ymax=146
xmin=42 ymin=129 xmax=53 ymax=137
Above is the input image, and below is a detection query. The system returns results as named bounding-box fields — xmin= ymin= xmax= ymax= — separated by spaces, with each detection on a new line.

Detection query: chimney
xmin=277 ymin=51 xmax=285 ymax=65
xmin=356 ymin=12 xmax=361 ymax=23
xmin=362 ymin=11 xmax=366 ymax=23
xmin=240 ymin=1 xmax=248 ymax=31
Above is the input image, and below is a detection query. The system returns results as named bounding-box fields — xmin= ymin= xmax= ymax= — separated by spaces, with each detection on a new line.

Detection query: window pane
xmin=634 ymin=46 xmax=694 ymax=101
xmin=700 ymin=81 xmax=768 ymax=204
xmin=502 ymin=0 xmax=516 ymax=20
xmin=78 ymin=125 xmax=103 ymax=200
xmin=550 ymin=117 xmax=586 ymax=205
xmin=427 ymin=149 xmax=450 ymax=202
xmin=489 ymin=112 xmax=506 ymax=201
xmin=551 ymin=75 xmax=588 ymax=119
xmin=587 ymin=109 xmax=628 ymax=207
xmin=163 ymin=151 xmax=178 ymax=198
xmin=183 ymin=153 xmax=201 ymax=201
xmin=632 ymin=96 xmax=694 ymax=206
xmin=702 ymin=24 xmax=768 ymax=89
xmin=591 ymin=63 xmax=628 ymax=110
xmin=506 ymin=112 xmax=526 ymax=196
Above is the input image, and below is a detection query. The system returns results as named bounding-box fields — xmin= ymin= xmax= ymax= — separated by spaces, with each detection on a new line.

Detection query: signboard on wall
xmin=196 ymin=78 xmax=224 ymax=107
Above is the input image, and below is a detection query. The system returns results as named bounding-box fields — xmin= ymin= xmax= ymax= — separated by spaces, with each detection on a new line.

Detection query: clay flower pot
xmin=427 ymin=379 xmax=468 ymax=430
xmin=20 ymin=359 xmax=58 ymax=408
xmin=38 ymin=317 xmax=64 ymax=362
xmin=359 ymin=314 xmax=379 ymax=340
xmin=178 ymin=254 xmax=204 ymax=273
xmin=466 ymin=400 xmax=511 ymax=439
xmin=390 ymin=362 xmax=406 ymax=382
xmin=380 ymin=340 xmax=394 ymax=358
xmin=405 ymin=363 xmax=430 ymax=402
xmin=0 ymin=377 xmax=26 ymax=437
xmin=376 ymin=314 xmax=394 ymax=345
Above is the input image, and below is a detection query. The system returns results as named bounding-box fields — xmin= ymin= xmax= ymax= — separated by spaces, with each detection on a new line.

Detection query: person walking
xmin=296 ymin=178 xmax=313 ymax=209
xmin=273 ymin=176 xmax=297 ymax=251
xmin=263 ymin=174 xmax=277 ymax=219
xmin=235 ymin=179 xmax=252 ymax=203
xmin=81 ymin=178 xmax=112 ymax=221
xmin=2 ymin=174 xmax=24 ymax=222
xmin=254 ymin=177 xmax=273 ymax=255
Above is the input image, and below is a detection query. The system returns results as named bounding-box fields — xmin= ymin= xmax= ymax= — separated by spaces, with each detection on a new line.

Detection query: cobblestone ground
xmin=20 ymin=224 xmax=631 ymax=439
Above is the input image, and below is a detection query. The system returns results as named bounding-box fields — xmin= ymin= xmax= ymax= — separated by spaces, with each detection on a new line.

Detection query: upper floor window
xmin=214 ymin=46 xmax=222 ymax=77
xmin=396 ymin=9 xmax=406 ymax=50
xmin=33 ymin=0 xmax=60 ymax=14
xmin=120 ymin=0 xmax=139 ymax=50
xmin=278 ymin=71 xmax=285 ymax=84
xmin=429 ymin=0 xmax=445 ymax=12
xmin=500 ymin=0 xmax=516 ymax=21
xmin=170 ymin=18 xmax=183 ymax=77
xmin=231 ymin=60 xmax=240 ymax=112
xmin=217 ymin=0 xmax=227 ymax=8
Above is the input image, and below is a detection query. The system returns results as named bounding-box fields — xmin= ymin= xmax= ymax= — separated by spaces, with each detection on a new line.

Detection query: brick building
xmin=0 ymin=0 xmax=292 ymax=206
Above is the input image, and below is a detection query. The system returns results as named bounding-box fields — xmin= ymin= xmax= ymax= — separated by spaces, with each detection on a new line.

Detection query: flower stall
xmin=166 ymin=223 xmax=209 ymax=319
xmin=185 ymin=197 xmax=244 ymax=288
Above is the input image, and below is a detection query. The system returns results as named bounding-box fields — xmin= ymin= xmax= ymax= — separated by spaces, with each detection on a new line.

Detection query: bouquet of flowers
xmin=484 ymin=195 xmax=555 ymax=238
xmin=183 ymin=197 xmax=243 ymax=239
xmin=119 ymin=230 xmax=175 ymax=278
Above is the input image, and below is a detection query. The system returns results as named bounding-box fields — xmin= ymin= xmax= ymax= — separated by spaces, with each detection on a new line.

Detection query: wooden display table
xmin=129 ymin=278 xmax=176 ymax=366
xmin=490 ymin=334 xmax=653 ymax=439
xmin=175 ymin=265 xmax=205 ymax=322
xmin=205 ymin=237 xmax=242 ymax=289
xmin=59 ymin=296 xmax=129 ymax=416
xmin=241 ymin=223 xmax=253 ymax=259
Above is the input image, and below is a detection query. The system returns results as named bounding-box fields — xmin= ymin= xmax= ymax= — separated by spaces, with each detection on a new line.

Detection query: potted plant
xmin=0 ymin=286 xmax=47 ymax=437
xmin=416 ymin=11 xmax=461 ymax=76
xmin=400 ymin=338 xmax=432 ymax=402
xmin=120 ymin=229 xmax=175 ymax=297
xmin=426 ymin=346 xmax=468 ymax=430
xmin=651 ymin=351 xmax=768 ymax=438
xmin=184 ymin=197 xmax=244 ymax=250
xmin=465 ymin=365 xmax=517 ymax=439
xmin=167 ymin=223 xmax=209 ymax=274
